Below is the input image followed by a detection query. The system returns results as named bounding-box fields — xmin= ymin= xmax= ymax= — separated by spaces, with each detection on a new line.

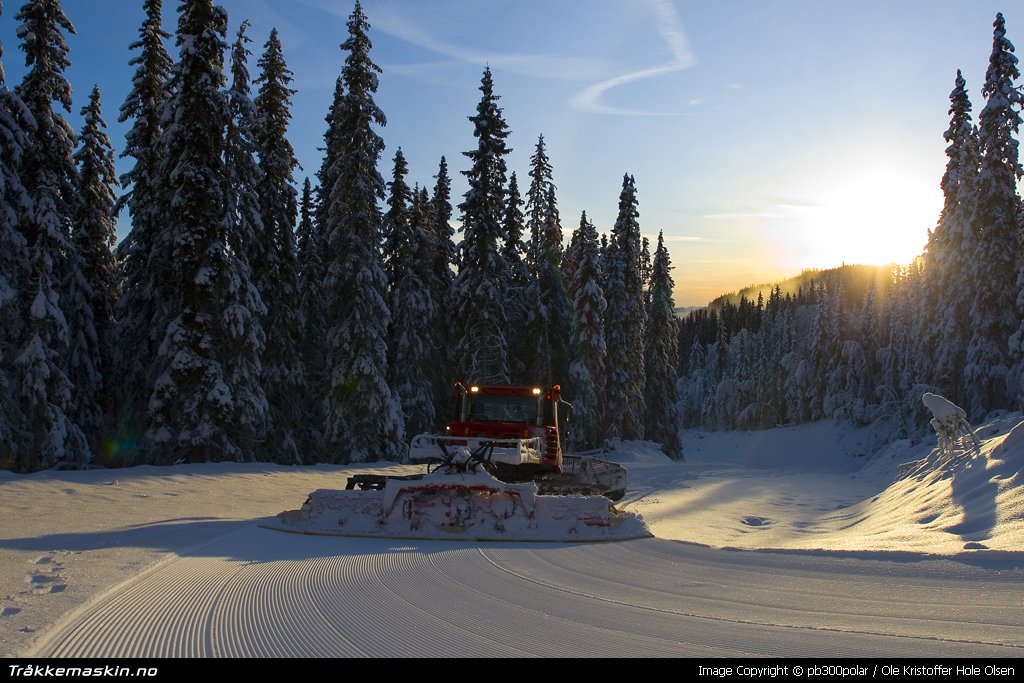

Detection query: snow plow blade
xmin=263 ymin=467 xmax=651 ymax=543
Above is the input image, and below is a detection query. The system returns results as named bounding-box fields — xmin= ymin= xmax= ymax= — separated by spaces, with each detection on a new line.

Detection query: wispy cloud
xmin=701 ymin=212 xmax=786 ymax=220
xmin=303 ymin=0 xmax=697 ymax=116
xmin=303 ymin=0 xmax=610 ymax=81
xmin=701 ymin=203 xmax=820 ymax=221
xmin=645 ymin=233 xmax=704 ymax=242
xmin=570 ymin=0 xmax=697 ymax=115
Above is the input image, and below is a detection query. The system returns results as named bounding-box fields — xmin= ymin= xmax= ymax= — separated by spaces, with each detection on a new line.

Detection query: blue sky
xmin=2 ymin=1 xmax=1021 ymax=305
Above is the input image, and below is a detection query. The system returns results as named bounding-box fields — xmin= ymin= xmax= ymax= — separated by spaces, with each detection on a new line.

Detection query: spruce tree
xmin=429 ymin=156 xmax=455 ymax=409
xmin=929 ymin=70 xmax=978 ymax=406
xmin=304 ymin=77 xmax=344 ymax=401
xmin=0 ymin=0 xmax=35 ymax=466
xmin=640 ymin=236 xmax=653 ymax=309
xmin=525 ymin=134 xmax=557 ymax=277
xmin=502 ymin=171 xmax=530 ymax=382
xmin=320 ymin=1 xmax=404 ymax=462
xmin=253 ymin=27 xmax=307 ymax=461
xmin=523 ymin=135 xmax=572 ymax=387
xmin=567 ymin=211 xmax=607 ymax=449
xmin=113 ymin=0 xmax=172 ymax=441
xmin=220 ymin=17 xmax=270 ymax=458
xmin=72 ymin=86 xmax=119 ymax=456
xmin=644 ymin=231 xmax=682 ymax=458
xmin=296 ymin=178 xmax=318 ymax=282
xmin=382 ymin=147 xmax=412 ymax=293
xmin=225 ymin=21 xmax=262 ymax=252
xmin=315 ymin=76 xmax=345 ymax=232
xmin=432 ymin=155 xmax=455 ymax=279
xmin=146 ymin=0 xmax=268 ymax=463
xmin=604 ymin=174 xmax=647 ymax=439
xmin=12 ymin=0 xmax=89 ymax=469
xmin=389 ymin=181 xmax=442 ymax=437
xmin=296 ymin=175 xmax=325 ymax=436
xmin=452 ymin=67 xmax=513 ymax=384
xmin=967 ymin=12 xmax=1023 ymax=416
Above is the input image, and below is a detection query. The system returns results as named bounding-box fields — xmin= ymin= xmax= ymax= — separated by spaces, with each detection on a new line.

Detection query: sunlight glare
xmin=783 ymin=168 xmax=942 ymax=272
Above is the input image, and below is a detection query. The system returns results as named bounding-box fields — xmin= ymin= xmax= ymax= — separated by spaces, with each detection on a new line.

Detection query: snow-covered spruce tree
xmin=525 ymin=134 xmax=558 ymax=277
xmin=431 ymin=155 xmax=455 ymax=282
xmin=563 ymin=218 xmax=581 ymax=291
xmin=854 ymin=283 xmax=883 ymax=417
xmin=225 ymin=21 xmax=262 ymax=252
xmin=966 ymin=14 xmax=1023 ymax=416
xmin=296 ymin=175 xmax=325 ymax=437
xmin=253 ymin=27 xmax=307 ymax=462
xmin=303 ymin=77 xmax=346 ymax=401
xmin=0 ymin=1 xmax=35 ymax=466
xmin=315 ymin=75 xmax=345 ymax=232
xmin=220 ymin=18 xmax=270 ymax=458
xmin=12 ymin=0 xmax=90 ymax=470
xmin=382 ymin=147 xmax=412 ymax=293
xmin=452 ymin=67 xmax=513 ymax=384
xmin=640 ymin=236 xmax=652 ymax=309
xmin=523 ymin=136 xmax=573 ymax=388
xmin=756 ymin=287 xmax=793 ymax=427
xmin=145 ymin=0 xmax=268 ymax=464
xmin=818 ymin=283 xmax=847 ymax=419
xmin=296 ymin=177 xmax=318 ymax=281
xmin=644 ymin=232 xmax=682 ymax=457
xmin=604 ymin=174 xmax=647 ymax=440
xmin=567 ymin=211 xmax=607 ymax=450
xmin=319 ymin=2 xmax=404 ymax=462
xmin=112 ymin=0 xmax=172 ymax=444
xmin=975 ymin=14 xmax=1024 ymax=413
xmin=429 ymin=155 xmax=456 ymax=408
xmin=927 ymin=70 xmax=979 ymax=406
xmin=72 ymin=86 xmax=119 ymax=456
xmin=803 ymin=282 xmax=836 ymax=420
xmin=382 ymin=149 xmax=430 ymax=433
xmin=879 ymin=265 xmax=930 ymax=435
xmin=502 ymin=171 xmax=530 ymax=382
xmin=389 ymin=181 xmax=443 ymax=437
xmin=678 ymin=335 xmax=706 ymax=427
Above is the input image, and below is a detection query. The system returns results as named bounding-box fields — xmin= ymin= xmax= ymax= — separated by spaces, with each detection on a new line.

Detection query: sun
xmin=772 ymin=165 xmax=943 ymax=273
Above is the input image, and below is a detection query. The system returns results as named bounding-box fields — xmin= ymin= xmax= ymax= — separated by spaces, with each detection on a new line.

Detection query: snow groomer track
xmin=30 ymin=526 xmax=1023 ymax=657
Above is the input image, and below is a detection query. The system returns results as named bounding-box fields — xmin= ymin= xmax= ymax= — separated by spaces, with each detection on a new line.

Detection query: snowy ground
xmin=623 ymin=414 xmax=1024 ymax=555
xmin=1 ymin=416 xmax=1022 ymax=657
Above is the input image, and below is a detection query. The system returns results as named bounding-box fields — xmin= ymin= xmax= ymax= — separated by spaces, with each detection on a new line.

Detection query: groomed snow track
xmin=29 ymin=525 xmax=1024 ymax=658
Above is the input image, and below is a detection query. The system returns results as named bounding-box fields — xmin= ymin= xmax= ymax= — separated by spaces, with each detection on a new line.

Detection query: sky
xmin=1 ymin=0 xmax=1021 ymax=306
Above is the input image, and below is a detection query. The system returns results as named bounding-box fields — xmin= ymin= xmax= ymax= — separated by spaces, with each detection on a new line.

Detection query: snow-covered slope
xmin=618 ymin=415 xmax=1024 ymax=555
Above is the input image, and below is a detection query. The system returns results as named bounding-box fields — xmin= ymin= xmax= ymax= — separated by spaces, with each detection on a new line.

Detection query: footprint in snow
xmin=25 ymin=555 xmax=66 ymax=594
xmin=26 ymin=574 xmax=66 ymax=594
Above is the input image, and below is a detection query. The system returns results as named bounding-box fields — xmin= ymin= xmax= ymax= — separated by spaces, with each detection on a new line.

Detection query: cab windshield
xmin=466 ymin=394 xmax=538 ymax=423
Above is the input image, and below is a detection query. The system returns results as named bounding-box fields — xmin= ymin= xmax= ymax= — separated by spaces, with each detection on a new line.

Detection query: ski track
xmin=30 ymin=524 xmax=1023 ymax=658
